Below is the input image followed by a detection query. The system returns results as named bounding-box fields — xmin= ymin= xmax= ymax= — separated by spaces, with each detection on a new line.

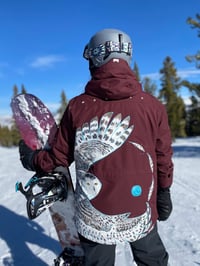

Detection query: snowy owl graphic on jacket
xmin=74 ymin=112 xmax=154 ymax=244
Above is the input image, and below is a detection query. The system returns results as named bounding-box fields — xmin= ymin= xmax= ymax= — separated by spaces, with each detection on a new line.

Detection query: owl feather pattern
xmin=75 ymin=112 xmax=134 ymax=169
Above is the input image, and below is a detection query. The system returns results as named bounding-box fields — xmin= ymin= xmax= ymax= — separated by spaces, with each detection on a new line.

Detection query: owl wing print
xmin=75 ymin=112 xmax=133 ymax=169
xmin=75 ymin=112 xmax=133 ymax=199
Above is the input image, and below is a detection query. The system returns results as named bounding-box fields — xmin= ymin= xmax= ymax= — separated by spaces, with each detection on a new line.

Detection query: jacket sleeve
xmin=33 ymin=104 xmax=75 ymax=173
xmin=156 ymin=105 xmax=173 ymax=189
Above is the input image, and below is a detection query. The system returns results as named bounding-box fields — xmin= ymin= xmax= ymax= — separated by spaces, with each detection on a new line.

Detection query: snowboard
xmin=11 ymin=93 xmax=84 ymax=265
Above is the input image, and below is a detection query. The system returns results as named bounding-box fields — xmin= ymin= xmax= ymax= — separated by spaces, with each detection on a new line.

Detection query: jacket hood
xmin=85 ymin=59 xmax=142 ymax=100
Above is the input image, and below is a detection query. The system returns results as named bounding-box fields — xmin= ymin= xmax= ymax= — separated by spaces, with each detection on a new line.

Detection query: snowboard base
xmin=11 ymin=93 xmax=84 ymax=264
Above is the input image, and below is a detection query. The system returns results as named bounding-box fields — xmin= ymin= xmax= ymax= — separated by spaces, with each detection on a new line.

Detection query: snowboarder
xmin=19 ymin=28 xmax=173 ymax=266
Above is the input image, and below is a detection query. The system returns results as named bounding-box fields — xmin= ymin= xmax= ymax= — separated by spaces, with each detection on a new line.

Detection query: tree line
xmin=135 ymin=13 xmax=200 ymax=139
xmin=0 ymin=13 xmax=199 ymax=146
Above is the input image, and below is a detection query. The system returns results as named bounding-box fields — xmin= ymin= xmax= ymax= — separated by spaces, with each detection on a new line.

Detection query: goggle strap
xmin=83 ymin=40 xmax=132 ymax=60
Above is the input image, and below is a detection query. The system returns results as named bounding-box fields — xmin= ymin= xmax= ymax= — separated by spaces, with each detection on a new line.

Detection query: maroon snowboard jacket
xmin=34 ymin=59 xmax=173 ymax=244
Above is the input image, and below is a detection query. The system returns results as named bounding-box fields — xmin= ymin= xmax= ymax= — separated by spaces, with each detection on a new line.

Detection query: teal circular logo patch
xmin=131 ymin=185 xmax=142 ymax=197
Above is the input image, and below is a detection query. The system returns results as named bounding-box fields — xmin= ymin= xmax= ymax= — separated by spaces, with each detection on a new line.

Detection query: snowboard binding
xmin=15 ymin=172 xmax=68 ymax=219
xmin=54 ymin=247 xmax=85 ymax=266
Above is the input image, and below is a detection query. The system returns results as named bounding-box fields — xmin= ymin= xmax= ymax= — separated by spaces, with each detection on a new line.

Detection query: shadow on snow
xmin=0 ymin=205 xmax=60 ymax=266
xmin=172 ymin=145 xmax=200 ymax=158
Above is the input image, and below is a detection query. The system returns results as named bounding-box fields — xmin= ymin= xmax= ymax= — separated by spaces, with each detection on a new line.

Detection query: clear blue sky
xmin=0 ymin=0 xmax=200 ymax=116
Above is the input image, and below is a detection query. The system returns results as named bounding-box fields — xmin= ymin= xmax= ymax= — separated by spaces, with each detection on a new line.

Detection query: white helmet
xmin=83 ymin=28 xmax=132 ymax=68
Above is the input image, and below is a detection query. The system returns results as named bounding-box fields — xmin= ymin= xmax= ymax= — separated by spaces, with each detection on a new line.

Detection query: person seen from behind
xmin=19 ymin=28 xmax=173 ymax=266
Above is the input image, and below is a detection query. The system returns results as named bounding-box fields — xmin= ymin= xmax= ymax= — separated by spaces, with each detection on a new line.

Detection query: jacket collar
xmin=85 ymin=59 xmax=142 ymax=100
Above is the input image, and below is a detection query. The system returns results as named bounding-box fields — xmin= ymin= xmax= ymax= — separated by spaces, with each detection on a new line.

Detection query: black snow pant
xmin=79 ymin=225 xmax=168 ymax=266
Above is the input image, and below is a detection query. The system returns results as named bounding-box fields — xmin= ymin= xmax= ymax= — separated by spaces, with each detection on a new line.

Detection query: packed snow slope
xmin=0 ymin=137 xmax=200 ymax=266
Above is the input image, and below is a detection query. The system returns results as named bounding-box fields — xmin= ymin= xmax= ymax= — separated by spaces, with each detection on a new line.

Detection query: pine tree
xmin=142 ymin=77 xmax=157 ymax=96
xmin=21 ymin=84 xmax=27 ymax=94
xmin=0 ymin=126 xmax=11 ymax=146
xmin=132 ymin=62 xmax=141 ymax=82
xmin=13 ymin=85 xmax=18 ymax=97
xmin=181 ymin=80 xmax=200 ymax=97
xmin=182 ymin=13 xmax=200 ymax=135
xmin=159 ymin=56 xmax=186 ymax=139
xmin=186 ymin=96 xmax=200 ymax=136
xmin=11 ymin=85 xmax=21 ymax=145
xmin=186 ymin=13 xmax=200 ymax=68
xmin=57 ymin=90 xmax=68 ymax=123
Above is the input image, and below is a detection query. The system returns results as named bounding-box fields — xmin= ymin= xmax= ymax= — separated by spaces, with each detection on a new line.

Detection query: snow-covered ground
xmin=0 ymin=137 xmax=200 ymax=266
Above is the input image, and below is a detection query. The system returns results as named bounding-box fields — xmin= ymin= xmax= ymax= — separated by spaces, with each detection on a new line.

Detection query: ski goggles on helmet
xmin=83 ymin=40 xmax=132 ymax=61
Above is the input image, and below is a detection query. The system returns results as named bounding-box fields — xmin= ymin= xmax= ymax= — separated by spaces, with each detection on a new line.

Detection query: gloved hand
xmin=157 ymin=187 xmax=172 ymax=221
xmin=19 ymin=140 xmax=37 ymax=171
